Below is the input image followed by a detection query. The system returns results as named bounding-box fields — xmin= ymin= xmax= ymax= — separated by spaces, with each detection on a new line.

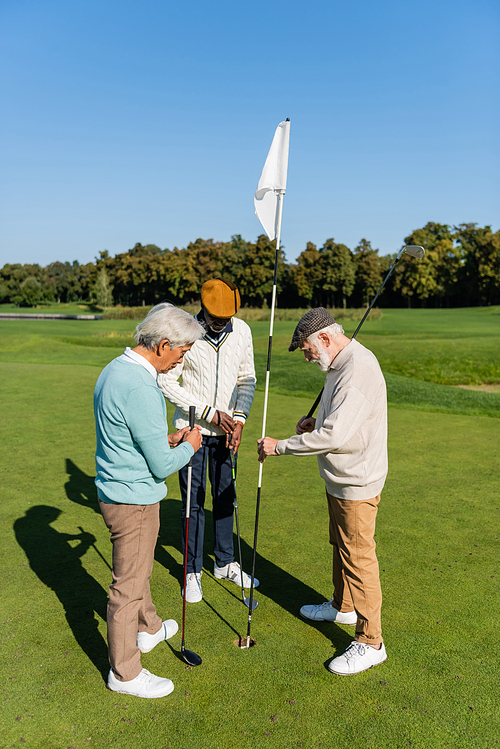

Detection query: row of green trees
xmin=1 ymin=222 xmax=499 ymax=309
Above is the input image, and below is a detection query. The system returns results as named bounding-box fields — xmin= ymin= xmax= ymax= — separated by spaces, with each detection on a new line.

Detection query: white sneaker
xmin=137 ymin=619 xmax=178 ymax=654
xmin=328 ymin=641 xmax=387 ymax=675
xmin=182 ymin=572 xmax=203 ymax=603
xmin=214 ymin=561 xmax=259 ymax=589
xmin=107 ymin=668 xmax=174 ymax=698
xmin=300 ymin=600 xmax=357 ymax=625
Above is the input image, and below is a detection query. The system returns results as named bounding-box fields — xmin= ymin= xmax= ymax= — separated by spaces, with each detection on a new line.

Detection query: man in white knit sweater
xmin=258 ymin=308 xmax=388 ymax=676
xmin=158 ymin=278 xmax=257 ymax=602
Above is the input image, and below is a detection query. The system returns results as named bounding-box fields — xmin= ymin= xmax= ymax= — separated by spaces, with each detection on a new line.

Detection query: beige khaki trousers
xmin=99 ymin=500 xmax=163 ymax=682
xmin=327 ymin=492 xmax=383 ymax=646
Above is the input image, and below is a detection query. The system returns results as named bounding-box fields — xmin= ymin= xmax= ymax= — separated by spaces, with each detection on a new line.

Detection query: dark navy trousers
xmin=179 ymin=435 xmax=236 ymax=574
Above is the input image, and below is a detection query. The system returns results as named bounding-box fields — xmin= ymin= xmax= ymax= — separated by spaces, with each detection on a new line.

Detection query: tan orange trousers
xmin=99 ymin=500 xmax=163 ymax=682
xmin=327 ymin=492 xmax=383 ymax=646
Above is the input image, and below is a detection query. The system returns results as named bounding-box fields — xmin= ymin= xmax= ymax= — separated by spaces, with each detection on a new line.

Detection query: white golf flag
xmin=254 ymin=120 xmax=290 ymax=240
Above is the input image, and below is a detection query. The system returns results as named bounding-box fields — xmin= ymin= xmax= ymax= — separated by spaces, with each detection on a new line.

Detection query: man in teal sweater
xmin=94 ymin=303 xmax=203 ymax=699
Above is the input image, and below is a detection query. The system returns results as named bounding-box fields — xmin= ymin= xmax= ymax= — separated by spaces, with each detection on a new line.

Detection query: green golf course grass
xmin=1 ymin=307 xmax=499 ymax=748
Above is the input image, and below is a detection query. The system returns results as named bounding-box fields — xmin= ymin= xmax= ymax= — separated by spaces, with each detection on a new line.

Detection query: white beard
xmin=311 ymin=348 xmax=331 ymax=372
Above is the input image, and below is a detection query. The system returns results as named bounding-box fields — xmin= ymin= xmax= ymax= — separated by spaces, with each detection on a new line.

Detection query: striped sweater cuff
xmin=201 ymin=405 xmax=217 ymax=423
xmin=233 ymin=411 xmax=247 ymax=424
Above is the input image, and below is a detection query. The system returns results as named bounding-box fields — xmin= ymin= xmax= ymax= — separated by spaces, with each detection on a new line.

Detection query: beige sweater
xmin=276 ymin=339 xmax=387 ymax=500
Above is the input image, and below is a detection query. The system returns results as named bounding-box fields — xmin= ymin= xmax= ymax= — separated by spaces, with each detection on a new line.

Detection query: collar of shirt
xmin=196 ymin=310 xmax=233 ymax=344
xmin=329 ymin=339 xmax=355 ymax=370
xmin=119 ymin=347 xmax=158 ymax=380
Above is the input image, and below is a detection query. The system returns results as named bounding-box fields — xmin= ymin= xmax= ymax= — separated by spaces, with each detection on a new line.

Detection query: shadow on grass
xmin=13 ymin=505 xmax=109 ymax=680
xmin=65 ymin=458 xmax=100 ymax=513
xmin=62 ymin=461 xmax=352 ymax=655
xmin=155 ymin=496 xmax=352 ymax=652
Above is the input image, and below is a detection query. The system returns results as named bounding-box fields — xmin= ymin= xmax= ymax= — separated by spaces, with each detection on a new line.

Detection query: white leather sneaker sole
xmin=182 ymin=572 xmax=203 ymax=603
xmin=328 ymin=641 xmax=387 ymax=675
xmin=137 ymin=619 xmax=179 ymax=653
xmin=214 ymin=561 xmax=260 ymax=589
xmin=300 ymin=600 xmax=357 ymax=625
xmin=108 ymin=668 xmax=174 ymax=698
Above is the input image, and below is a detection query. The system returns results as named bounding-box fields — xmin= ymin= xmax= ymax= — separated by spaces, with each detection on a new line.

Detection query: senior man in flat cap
xmin=258 ymin=308 xmax=388 ymax=676
xmin=158 ymin=278 xmax=257 ymax=602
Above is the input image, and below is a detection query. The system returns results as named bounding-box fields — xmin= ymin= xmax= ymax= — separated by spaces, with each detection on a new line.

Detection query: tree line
xmin=1 ymin=222 xmax=499 ymax=309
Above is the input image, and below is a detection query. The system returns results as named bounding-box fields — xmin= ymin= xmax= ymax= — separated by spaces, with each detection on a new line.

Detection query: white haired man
xmin=94 ymin=303 xmax=203 ymax=699
xmin=158 ymin=278 xmax=257 ymax=603
xmin=257 ymin=307 xmax=388 ymax=676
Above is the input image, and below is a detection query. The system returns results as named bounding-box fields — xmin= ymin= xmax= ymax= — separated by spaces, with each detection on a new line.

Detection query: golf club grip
xmin=187 ymin=406 xmax=196 ymax=469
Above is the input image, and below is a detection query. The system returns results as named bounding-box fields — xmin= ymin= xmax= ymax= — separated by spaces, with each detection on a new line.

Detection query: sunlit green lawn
xmin=1 ymin=308 xmax=500 ymax=413
xmin=1 ymin=308 xmax=499 ymax=748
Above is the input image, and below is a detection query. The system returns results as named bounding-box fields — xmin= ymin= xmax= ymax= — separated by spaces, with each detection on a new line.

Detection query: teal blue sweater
xmin=94 ymin=357 xmax=194 ymax=504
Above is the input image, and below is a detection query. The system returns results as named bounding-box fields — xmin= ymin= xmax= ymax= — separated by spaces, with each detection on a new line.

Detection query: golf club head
xmin=181 ymin=647 xmax=202 ymax=667
xmin=404 ymin=245 xmax=425 ymax=259
xmin=244 ymin=597 xmax=258 ymax=611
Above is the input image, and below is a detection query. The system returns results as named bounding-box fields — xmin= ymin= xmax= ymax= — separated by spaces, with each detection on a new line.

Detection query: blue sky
xmin=1 ymin=0 xmax=499 ymax=266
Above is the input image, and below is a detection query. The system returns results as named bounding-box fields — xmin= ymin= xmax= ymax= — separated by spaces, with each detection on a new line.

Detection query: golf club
xmin=230 ymin=449 xmax=258 ymax=611
xmin=181 ymin=405 xmax=202 ymax=667
xmin=305 ymin=245 xmax=425 ymax=418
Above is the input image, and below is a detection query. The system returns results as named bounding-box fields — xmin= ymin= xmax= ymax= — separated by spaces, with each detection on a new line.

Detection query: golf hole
xmin=235 ymin=637 xmax=256 ymax=649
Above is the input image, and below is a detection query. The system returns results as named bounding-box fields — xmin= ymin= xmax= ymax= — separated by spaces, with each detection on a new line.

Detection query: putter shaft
xmin=180 ymin=406 xmax=201 ymax=667
xmin=231 ymin=450 xmax=258 ymax=611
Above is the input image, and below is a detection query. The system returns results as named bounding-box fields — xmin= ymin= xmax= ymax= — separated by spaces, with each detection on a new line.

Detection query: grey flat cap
xmin=289 ymin=308 xmax=336 ymax=351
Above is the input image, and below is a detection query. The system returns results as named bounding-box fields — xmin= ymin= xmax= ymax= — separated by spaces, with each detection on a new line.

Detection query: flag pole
xmin=241 ymin=118 xmax=290 ymax=649
xmin=244 ymin=188 xmax=285 ymax=648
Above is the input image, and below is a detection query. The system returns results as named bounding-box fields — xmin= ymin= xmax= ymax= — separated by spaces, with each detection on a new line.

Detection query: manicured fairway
xmin=250 ymin=307 xmax=500 ymax=412
xmin=1 ymin=309 xmax=499 ymax=748
xmin=0 ymin=307 xmax=499 ymax=417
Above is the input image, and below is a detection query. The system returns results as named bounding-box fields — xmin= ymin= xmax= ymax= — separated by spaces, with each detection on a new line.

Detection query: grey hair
xmin=307 ymin=322 xmax=344 ymax=347
xmin=134 ymin=303 xmax=204 ymax=350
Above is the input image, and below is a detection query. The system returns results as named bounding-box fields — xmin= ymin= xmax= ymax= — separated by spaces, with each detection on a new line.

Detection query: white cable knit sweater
xmin=157 ymin=316 xmax=256 ymax=436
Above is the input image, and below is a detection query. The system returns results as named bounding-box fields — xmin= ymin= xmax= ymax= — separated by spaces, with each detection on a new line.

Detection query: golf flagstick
xmin=243 ymin=119 xmax=290 ymax=649
xmin=181 ymin=405 xmax=202 ymax=666
xmin=304 ymin=245 xmax=425 ymax=419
